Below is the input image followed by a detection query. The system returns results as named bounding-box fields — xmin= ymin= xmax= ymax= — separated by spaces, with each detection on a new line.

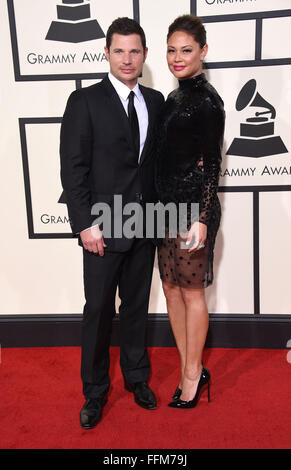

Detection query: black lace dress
xmin=156 ymin=73 xmax=225 ymax=288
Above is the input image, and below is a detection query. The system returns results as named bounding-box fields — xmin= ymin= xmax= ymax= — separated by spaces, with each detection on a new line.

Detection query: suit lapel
xmin=100 ymin=76 xmax=133 ymax=151
xmin=139 ymin=85 xmax=154 ymax=166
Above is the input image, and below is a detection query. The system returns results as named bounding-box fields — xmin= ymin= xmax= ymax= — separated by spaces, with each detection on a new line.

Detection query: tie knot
xmin=128 ymin=91 xmax=135 ymax=102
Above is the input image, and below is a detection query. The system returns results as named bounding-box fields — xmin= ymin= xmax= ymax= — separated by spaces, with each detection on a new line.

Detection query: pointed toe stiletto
xmin=172 ymin=386 xmax=182 ymax=401
xmin=168 ymin=367 xmax=211 ymax=409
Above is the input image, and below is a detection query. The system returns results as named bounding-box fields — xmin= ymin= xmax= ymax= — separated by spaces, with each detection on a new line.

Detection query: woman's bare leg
xmin=162 ymin=281 xmax=186 ymax=389
xmin=179 ymin=287 xmax=209 ymax=401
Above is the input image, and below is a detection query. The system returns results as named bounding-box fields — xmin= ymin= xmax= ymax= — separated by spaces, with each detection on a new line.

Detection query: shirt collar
xmin=108 ymin=72 xmax=142 ymax=101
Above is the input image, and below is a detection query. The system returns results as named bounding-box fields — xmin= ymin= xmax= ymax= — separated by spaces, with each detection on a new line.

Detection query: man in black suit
xmin=60 ymin=17 xmax=164 ymax=429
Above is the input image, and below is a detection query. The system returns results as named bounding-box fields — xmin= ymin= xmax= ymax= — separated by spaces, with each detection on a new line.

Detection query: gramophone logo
xmin=46 ymin=0 xmax=105 ymax=43
xmin=227 ymin=79 xmax=288 ymax=158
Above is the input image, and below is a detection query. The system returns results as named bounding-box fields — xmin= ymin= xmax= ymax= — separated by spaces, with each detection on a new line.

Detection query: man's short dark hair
xmin=106 ymin=17 xmax=146 ymax=51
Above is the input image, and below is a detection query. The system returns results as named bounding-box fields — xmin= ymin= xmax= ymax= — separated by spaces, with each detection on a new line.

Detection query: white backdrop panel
xmin=196 ymin=0 xmax=291 ymax=16
xmin=205 ymin=21 xmax=256 ymax=63
xmin=25 ymin=123 xmax=68 ymax=234
xmin=212 ymin=66 xmax=291 ymax=187
xmin=12 ymin=0 xmax=134 ymax=77
xmin=260 ymin=191 xmax=291 ymax=314
xmin=262 ymin=17 xmax=291 ymax=60
xmin=206 ymin=192 xmax=254 ymax=314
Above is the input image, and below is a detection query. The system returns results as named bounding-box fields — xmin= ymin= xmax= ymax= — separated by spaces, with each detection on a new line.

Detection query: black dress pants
xmin=81 ymin=237 xmax=156 ymax=399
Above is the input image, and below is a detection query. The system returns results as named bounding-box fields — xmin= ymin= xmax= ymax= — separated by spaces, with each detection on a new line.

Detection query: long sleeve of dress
xmin=198 ymin=98 xmax=225 ymax=226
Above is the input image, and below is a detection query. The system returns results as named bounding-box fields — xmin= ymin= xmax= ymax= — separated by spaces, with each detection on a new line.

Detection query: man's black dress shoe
xmin=80 ymin=395 xmax=107 ymax=429
xmin=124 ymin=381 xmax=157 ymax=410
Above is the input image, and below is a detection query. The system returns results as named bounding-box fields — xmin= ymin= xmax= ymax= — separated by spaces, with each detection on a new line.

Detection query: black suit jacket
xmin=60 ymin=75 xmax=164 ymax=251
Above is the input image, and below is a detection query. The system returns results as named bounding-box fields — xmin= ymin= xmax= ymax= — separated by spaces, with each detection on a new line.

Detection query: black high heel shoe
xmin=168 ymin=367 xmax=210 ymax=409
xmin=172 ymin=386 xmax=182 ymax=401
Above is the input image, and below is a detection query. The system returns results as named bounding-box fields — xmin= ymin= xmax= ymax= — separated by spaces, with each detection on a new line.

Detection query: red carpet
xmin=0 ymin=347 xmax=291 ymax=449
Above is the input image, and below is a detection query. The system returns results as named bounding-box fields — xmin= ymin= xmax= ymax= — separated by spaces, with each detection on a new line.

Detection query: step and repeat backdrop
xmin=1 ymin=0 xmax=291 ymax=317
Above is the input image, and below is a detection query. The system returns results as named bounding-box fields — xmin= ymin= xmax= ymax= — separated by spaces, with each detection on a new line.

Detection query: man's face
xmin=105 ymin=33 xmax=148 ymax=88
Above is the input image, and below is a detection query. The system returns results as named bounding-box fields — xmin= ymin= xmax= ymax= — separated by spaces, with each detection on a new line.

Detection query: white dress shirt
xmin=108 ymin=72 xmax=149 ymax=161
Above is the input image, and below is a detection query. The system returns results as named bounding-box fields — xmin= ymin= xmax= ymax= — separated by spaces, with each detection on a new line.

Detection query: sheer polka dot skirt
xmin=158 ymin=231 xmax=210 ymax=289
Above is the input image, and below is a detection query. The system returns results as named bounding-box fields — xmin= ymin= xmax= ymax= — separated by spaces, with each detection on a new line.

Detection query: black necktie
xmin=127 ymin=91 xmax=140 ymax=159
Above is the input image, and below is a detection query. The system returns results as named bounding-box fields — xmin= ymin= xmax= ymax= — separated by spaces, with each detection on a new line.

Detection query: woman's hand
xmin=185 ymin=221 xmax=207 ymax=253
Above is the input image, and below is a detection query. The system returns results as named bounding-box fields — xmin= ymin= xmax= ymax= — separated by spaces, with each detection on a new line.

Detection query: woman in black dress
xmin=156 ymin=15 xmax=225 ymax=408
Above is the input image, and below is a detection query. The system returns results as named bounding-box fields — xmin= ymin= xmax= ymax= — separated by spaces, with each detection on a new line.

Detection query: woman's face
xmin=167 ymin=30 xmax=208 ymax=80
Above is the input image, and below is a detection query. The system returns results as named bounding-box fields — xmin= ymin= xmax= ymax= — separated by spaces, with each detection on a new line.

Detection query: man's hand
xmin=80 ymin=225 xmax=107 ymax=256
